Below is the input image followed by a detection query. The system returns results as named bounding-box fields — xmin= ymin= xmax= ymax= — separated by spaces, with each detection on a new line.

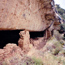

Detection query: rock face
xmin=0 ymin=0 xmax=56 ymax=31
xmin=0 ymin=0 xmax=63 ymax=65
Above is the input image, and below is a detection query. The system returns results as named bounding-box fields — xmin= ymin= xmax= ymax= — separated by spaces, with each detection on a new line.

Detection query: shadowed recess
xmin=29 ymin=31 xmax=45 ymax=39
xmin=0 ymin=30 xmax=21 ymax=49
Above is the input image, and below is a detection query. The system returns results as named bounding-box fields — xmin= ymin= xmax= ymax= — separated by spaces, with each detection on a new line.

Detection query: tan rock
xmin=18 ymin=30 xmax=30 ymax=52
xmin=0 ymin=0 xmax=56 ymax=31
xmin=30 ymin=37 xmax=46 ymax=49
xmin=0 ymin=43 xmax=24 ymax=65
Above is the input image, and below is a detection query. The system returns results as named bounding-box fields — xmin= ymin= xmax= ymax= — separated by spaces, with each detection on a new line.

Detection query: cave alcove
xmin=0 ymin=30 xmax=20 ymax=49
xmin=29 ymin=31 xmax=45 ymax=39
xmin=0 ymin=30 xmax=46 ymax=49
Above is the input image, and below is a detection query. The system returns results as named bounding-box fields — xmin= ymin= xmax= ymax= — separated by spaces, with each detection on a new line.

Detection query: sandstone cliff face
xmin=0 ymin=0 xmax=63 ymax=65
xmin=0 ymin=0 xmax=56 ymax=31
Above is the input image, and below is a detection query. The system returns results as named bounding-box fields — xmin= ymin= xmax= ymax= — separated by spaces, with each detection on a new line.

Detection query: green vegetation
xmin=59 ymin=24 xmax=65 ymax=40
xmin=56 ymin=4 xmax=65 ymax=20
xmin=60 ymin=24 xmax=65 ymax=32
xmin=22 ymin=57 xmax=43 ymax=65
xmin=32 ymin=57 xmax=43 ymax=65
xmin=56 ymin=4 xmax=65 ymax=40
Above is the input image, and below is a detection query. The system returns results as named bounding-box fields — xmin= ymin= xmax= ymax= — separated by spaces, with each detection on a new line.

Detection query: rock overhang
xmin=0 ymin=0 xmax=58 ymax=31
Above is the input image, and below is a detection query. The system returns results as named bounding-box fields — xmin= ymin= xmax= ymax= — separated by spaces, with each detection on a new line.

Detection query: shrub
xmin=32 ymin=57 xmax=43 ymax=65
xmin=22 ymin=57 xmax=43 ymax=65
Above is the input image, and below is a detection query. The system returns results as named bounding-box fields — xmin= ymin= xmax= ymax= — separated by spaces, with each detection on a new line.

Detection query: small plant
xmin=52 ymin=48 xmax=60 ymax=55
xmin=60 ymin=41 xmax=64 ymax=45
xmin=23 ymin=57 xmax=44 ymax=65
xmin=62 ymin=34 xmax=65 ymax=40
xmin=60 ymin=24 xmax=65 ymax=33
xmin=2 ymin=61 xmax=8 ymax=65
xmin=32 ymin=57 xmax=43 ymax=65
xmin=22 ymin=56 xmax=44 ymax=65
xmin=63 ymin=60 xmax=65 ymax=65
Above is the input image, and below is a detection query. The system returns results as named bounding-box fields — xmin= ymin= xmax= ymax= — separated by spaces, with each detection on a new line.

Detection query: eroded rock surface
xmin=30 ymin=37 xmax=46 ymax=49
xmin=0 ymin=0 xmax=63 ymax=65
xmin=0 ymin=0 xmax=56 ymax=31
xmin=18 ymin=30 xmax=31 ymax=52
xmin=0 ymin=43 xmax=24 ymax=65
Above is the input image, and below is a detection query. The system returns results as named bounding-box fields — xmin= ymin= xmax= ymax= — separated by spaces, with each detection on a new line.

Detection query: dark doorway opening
xmin=0 ymin=30 xmax=21 ymax=49
xmin=29 ymin=31 xmax=45 ymax=39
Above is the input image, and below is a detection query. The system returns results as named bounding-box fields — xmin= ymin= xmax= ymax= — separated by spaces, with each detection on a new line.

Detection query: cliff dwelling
xmin=0 ymin=30 xmax=20 ymax=48
xmin=0 ymin=0 xmax=64 ymax=65
xmin=0 ymin=30 xmax=46 ymax=48
xmin=30 ymin=31 xmax=45 ymax=39
xmin=0 ymin=0 xmax=59 ymax=49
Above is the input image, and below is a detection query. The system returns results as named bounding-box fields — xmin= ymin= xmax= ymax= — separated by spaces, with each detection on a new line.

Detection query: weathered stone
xmin=0 ymin=0 xmax=56 ymax=31
xmin=18 ymin=30 xmax=31 ymax=52
xmin=0 ymin=0 xmax=64 ymax=65
xmin=0 ymin=43 xmax=24 ymax=65
xmin=30 ymin=37 xmax=46 ymax=49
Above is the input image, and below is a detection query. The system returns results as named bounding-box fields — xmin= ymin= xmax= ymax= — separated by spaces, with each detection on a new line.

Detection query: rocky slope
xmin=0 ymin=34 xmax=65 ymax=65
xmin=0 ymin=29 xmax=65 ymax=65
